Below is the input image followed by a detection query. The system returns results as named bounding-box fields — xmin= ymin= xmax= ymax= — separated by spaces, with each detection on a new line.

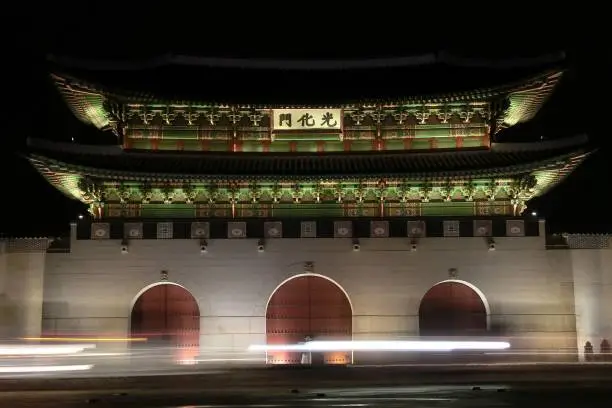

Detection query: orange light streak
xmin=21 ymin=337 xmax=147 ymax=342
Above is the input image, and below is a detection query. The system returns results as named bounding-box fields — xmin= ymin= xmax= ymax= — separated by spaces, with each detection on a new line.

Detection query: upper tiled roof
xmin=48 ymin=52 xmax=565 ymax=133
xmin=48 ymin=52 xmax=566 ymax=104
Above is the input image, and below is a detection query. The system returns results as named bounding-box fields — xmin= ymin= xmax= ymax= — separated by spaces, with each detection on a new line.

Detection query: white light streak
xmin=248 ymin=340 xmax=510 ymax=352
xmin=0 ymin=365 xmax=93 ymax=373
xmin=0 ymin=344 xmax=95 ymax=356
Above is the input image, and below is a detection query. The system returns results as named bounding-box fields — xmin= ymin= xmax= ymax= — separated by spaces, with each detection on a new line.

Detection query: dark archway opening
xmin=266 ymin=275 xmax=352 ymax=365
xmin=419 ymin=281 xmax=488 ymax=337
xmin=130 ymin=283 xmax=200 ymax=364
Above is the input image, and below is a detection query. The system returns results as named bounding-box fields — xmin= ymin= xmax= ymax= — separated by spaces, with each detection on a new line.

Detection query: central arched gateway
xmin=419 ymin=280 xmax=488 ymax=337
xmin=266 ymin=274 xmax=352 ymax=365
xmin=130 ymin=282 xmax=200 ymax=363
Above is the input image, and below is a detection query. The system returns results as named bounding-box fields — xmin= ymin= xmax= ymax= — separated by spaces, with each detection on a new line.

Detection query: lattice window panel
xmin=301 ymin=221 xmax=316 ymax=238
xmin=157 ymin=222 xmax=173 ymax=239
xmin=443 ymin=220 xmax=460 ymax=237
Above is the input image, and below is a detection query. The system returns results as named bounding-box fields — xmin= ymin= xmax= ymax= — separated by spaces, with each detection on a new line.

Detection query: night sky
xmin=2 ymin=26 xmax=610 ymax=237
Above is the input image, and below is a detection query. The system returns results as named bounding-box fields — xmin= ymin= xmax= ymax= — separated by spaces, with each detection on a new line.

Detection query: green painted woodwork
xmin=98 ymin=200 xmax=516 ymax=219
xmin=269 ymin=142 xmax=289 ymax=153
xmin=272 ymin=203 xmax=344 ymax=217
xmin=241 ymin=143 xmax=265 ymax=153
xmin=273 ymin=133 xmax=340 ymax=141
xmin=412 ymin=125 xmax=476 ymax=139
xmin=324 ymin=143 xmax=344 ymax=152
xmin=350 ymin=141 xmax=374 ymax=151
xmin=124 ymin=136 xmax=488 ymax=152
xmin=124 ymin=124 xmax=488 ymax=142
xmin=209 ymin=141 xmax=230 ymax=152
xmin=85 ymin=177 xmax=534 ymax=207
xmin=141 ymin=204 xmax=195 ymax=218
xmin=295 ymin=141 xmax=320 ymax=152
xmin=126 ymin=139 xmax=149 ymax=150
xmin=411 ymin=139 xmax=433 ymax=150
xmin=434 ymin=138 xmax=457 ymax=149
xmin=463 ymin=138 xmax=485 ymax=148
xmin=123 ymin=122 xmax=488 ymax=153
xmin=421 ymin=202 xmax=475 ymax=216
xmin=161 ymin=128 xmax=199 ymax=140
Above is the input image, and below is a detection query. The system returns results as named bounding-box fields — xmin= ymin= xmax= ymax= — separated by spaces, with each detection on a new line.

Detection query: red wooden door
xmin=130 ymin=284 xmax=200 ymax=363
xmin=266 ymin=276 xmax=352 ymax=365
xmin=419 ymin=281 xmax=487 ymax=337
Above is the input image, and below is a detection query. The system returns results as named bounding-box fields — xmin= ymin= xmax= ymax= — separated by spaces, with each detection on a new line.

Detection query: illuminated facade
xmin=1 ymin=56 xmax=610 ymax=364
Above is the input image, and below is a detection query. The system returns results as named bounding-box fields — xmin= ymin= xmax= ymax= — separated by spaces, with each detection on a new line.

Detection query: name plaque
xmin=271 ymin=109 xmax=343 ymax=131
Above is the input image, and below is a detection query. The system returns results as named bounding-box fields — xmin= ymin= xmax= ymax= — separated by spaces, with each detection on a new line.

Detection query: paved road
xmin=1 ymin=382 xmax=611 ymax=408
xmin=0 ymin=364 xmax=611 ymax=387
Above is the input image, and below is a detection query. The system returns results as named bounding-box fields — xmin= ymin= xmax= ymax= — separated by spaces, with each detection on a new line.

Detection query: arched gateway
xmin=419 ymin=280 xmax=489 ymax=337
xmin=266 ymin=274 xmax=352 ymax=365
xmin=130 ymin=282 xmax=200 ymax=363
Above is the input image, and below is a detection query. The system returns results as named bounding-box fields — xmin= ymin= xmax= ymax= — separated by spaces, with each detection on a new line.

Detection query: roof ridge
xmin=47 ymin=51 xmax=566 ymax=72
xmin=49 ymin=67 xmax=564 ymax=108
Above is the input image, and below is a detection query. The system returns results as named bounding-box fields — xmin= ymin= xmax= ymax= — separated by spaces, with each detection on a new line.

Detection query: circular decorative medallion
xmin=373 ymin=227 xmax=386 ymax=236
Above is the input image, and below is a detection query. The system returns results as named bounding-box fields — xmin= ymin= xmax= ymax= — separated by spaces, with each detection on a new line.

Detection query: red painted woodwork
xmin=372 ymin=139 xmax=385 ymax=151
xmin=130 ymin=284 xmax=200 ymax=363
xmin=262 ymin=140 xmax=270 ymax=153
xmin=266 ymin=276 xmax=352 ymax=365
xmin=231 ymin=140 xmax=243 ymax=152
xmin=419 ymin=281 xmax=487 ymax=337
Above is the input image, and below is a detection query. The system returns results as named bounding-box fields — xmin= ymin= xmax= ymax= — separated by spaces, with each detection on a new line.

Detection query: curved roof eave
xmin=27 ymin=148 xmax=590 ymax=184
xmin=49 ymin=67 xmax=564 ymax=131
xmin=27 ymin=150 xmax=590 ymax=207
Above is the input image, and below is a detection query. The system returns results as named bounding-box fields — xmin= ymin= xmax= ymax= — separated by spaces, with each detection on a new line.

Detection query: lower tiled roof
xmin=27 ymin=136 xmax=591 ymax=180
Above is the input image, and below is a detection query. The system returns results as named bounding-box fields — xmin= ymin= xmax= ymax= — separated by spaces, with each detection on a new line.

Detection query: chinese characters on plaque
xmin=272 ymin=109 xmax=342 ymax=131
